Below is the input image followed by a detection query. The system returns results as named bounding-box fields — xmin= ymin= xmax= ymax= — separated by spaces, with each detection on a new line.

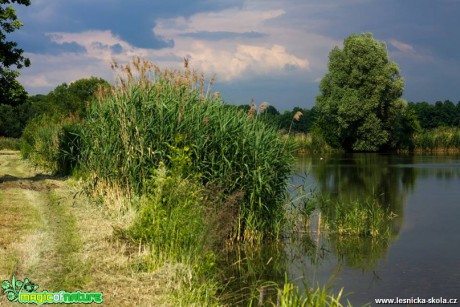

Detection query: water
xmin=222 ymin=153 xmax=460 ymax=306
xmin=287 ymin=153 xmax=460 ymax=305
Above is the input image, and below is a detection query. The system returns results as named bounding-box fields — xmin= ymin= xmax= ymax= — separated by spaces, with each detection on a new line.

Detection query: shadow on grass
xmin=0 ymin=174 xmax=63 ymax=191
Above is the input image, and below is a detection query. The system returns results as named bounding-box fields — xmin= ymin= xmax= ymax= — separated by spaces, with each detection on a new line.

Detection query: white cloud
xmin=151 ymin=6 xmax=318 ymax=81
xmin=387 ymin=38 xmax=434 ymax=63
xmin=389 ymin=39 xmax=414 ymax=53
xmin=22 ymin=1 xmax=341 ymax=94
xmin=154 ymin=8 xmax=286 ymax=36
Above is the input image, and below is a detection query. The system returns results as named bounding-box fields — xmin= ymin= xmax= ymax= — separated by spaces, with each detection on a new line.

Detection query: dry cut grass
xmin=0 ymin=152 xmax=178 ymax=306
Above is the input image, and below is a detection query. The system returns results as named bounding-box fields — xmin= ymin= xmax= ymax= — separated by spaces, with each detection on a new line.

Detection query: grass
xmin=285 ymin=132 xmax=337 ymax=155
xmin=0 ymin=137 xmax=20 ymax=150
xmin=319 ymin=197 xmax=396 ymax=238
xmin=16 ymin=59 xmax=368 ymax=305
xmin=20 ymin=115 xmax=81 ymax=175
xmin=272 ymin=281 xmax=352 ymax=307
xmin=1 ymin=151 xmax=219 ymax=306
xmin=409 ymin=127 xmax=460 ymax=153
xmin=0 ymin=152 xmax=48 ymax=281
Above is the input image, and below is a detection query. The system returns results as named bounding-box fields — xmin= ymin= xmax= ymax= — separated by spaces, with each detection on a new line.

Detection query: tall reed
xmin=80 ymin=58 xmax=296 ymax=241
xmin=284 ymin=132 xmax=336 ymax=154
xmin=319 ymin=197 xmax=395 ymax=238
xmin=410 ymin=127 xmax=460 ymax=153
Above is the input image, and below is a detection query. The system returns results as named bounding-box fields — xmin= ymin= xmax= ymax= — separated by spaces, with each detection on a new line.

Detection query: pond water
xmin=223 ymin=154 xmax=460 ymax=306
xmin=289 ymin=153 xmax=460 ymax=305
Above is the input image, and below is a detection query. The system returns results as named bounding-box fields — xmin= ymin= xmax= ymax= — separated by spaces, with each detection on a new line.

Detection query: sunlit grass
xmin=319 ymin=197 xmax=396 ymax=238
xmin=283 ymin=132 xmax=337 ymax=154
xmin=410 ymin=127 xmax=460 ymax=153
xmin=0 ymin=137 xmax=20 ymax=150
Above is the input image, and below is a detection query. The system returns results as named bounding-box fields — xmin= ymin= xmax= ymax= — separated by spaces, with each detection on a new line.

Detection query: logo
xmin=1 ymin=275 xmax=103 ymax=305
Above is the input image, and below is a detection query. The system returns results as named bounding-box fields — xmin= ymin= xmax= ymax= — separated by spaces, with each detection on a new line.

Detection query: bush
xmin=20 ymin=115 xmax=82 ymax=175
xmin=128 ymin=160 xmax=207 ymax=265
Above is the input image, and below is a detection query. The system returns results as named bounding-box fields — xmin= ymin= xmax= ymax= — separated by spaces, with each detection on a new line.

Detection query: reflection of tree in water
xmin=306 ymin=153 xmax=418 ymax=270
xmin=412 ymin=155 xmax=460 ymax=181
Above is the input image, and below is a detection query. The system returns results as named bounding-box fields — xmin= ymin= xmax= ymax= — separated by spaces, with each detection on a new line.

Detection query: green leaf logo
xmin=1 ymin=275 xmax=39 ymax=302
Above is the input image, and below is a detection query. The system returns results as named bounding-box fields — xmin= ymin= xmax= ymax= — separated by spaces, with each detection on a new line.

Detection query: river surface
xmin=286 ymin=153 xmax=460 ymax=306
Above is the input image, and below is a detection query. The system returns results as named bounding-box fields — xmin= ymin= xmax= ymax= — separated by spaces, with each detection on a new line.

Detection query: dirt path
xmin=0 ymin=151 xmax=61 ymax=284
xmin=0 ymin=151 xmax=168 ymax=306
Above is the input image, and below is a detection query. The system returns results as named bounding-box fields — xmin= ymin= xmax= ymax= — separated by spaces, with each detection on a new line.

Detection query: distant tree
xmin=259 ymin=105 xmax=281 ymax=128
xmin=409 ymin=100 xmax=459 ymax=129
xmin=235 ymin=104 xmax=250 ymax=113
xmin=436 ymin=100 xmax=457 ymax=127
xmin=408 ymin=102 xmax=435 ymax=129
xmin=276 ymin=106 xmax=317 ymax=134
xmin=316 ymin=33 xmax=417 ymax=151
xmin=456 ymin=101 xmax=460 ymax=126
xmin=47 ymin=77 xmax=111 ymax=117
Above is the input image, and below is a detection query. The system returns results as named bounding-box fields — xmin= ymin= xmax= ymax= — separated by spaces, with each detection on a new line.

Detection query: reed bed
xmin=80 ymin=58 xmax=296 ymax=241
xmin=409 ymin=127 xmax=460 ymax=153
xmin=285 ymin=132 xmax=337 ymax=154
xmin=319 ymin=197 xmax=396 ymax=238
xmin=272 ymin=282 xmax=351 ymax=307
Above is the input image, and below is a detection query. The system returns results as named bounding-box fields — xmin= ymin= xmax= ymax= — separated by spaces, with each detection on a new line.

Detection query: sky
xmin=9 ymin=0 xmax=460 ymax=111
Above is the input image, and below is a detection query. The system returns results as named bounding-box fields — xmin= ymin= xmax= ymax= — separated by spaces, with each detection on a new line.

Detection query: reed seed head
xmin=258 ymin=101 xmax=268 ymax=113
xmin=293 ymin=111 xmax=303 ymax=121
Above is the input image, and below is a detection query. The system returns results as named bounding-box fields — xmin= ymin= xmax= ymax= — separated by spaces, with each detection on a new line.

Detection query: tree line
xmin=1 ymin=78 xmax=459 ymax=139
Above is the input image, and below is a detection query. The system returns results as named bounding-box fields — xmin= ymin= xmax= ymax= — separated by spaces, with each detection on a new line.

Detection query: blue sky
xmin=10 ymin=0 xmax=460 ymax=110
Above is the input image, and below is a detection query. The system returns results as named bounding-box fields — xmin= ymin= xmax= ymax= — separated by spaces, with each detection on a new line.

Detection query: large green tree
xmin=0 ymin=0 xmax=30 ymax=107
xmin=316 ymin=33 xmax=417 ymax=151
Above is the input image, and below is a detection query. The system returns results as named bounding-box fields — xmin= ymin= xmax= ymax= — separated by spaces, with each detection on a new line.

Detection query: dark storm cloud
xmin=12 ymin=0 xmax=244 ymax=51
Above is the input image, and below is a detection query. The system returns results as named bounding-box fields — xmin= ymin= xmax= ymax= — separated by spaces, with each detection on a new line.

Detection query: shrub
xmin=20 ymin=115 xmax=82 ymax=175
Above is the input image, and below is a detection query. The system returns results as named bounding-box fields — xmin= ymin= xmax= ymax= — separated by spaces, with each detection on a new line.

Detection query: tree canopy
xmin=0 ymin=0 xmax=30 ymax=107
xmin=46 ymin=77 xmax=111 ymax=117
xmin=315 ymin=33 xmax=417 ymax=151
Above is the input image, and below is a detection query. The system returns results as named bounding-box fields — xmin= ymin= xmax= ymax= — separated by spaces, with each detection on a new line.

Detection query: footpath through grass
xmin=0 ymin=151 xmax=172 ymax=306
